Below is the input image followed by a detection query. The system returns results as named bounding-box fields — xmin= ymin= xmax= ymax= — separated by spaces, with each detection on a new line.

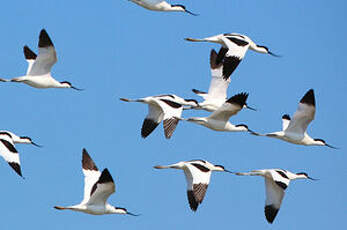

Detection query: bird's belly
xmin=84 ymin=205 xmax=106 ymax=215
xmin=24 ymin=77 xmax=56 ymax=88
xmin=283 ymin=132 xmax=305 ymax=144
xmin=205 ymin=120 xmax=227 ymax=131
xmin=131 ymin=0 xmax=165 ymax=11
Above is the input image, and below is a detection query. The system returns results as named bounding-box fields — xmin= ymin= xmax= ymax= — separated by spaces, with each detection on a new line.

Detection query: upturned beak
xmin=245 ymin=105 xmax=257 ymax=111
xmin=308 ymin=176 xmax=319 ymax=181
xmin=325 ymin=143 xmax=338 ymax=149
xmin=127 ymin=211 xmax=140 ymax=216
xmin=31 ymin=142 xmax=42 ymax=148
xmin=185 ymin=9 xmax=199 ymax=16
xmin=268 ymin=51 xmax=281 ymax=57
xmin=71 ymin=86 xmax=84 ymax=91
xmin=223 ymin=169 xmax=234 ymax=174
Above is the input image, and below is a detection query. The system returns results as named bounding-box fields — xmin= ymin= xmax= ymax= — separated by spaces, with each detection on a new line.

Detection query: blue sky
xmin=0 ymin=0 xmax=346 ymax=229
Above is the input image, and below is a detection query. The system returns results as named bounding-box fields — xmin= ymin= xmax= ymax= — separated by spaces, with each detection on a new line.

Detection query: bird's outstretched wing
xmin=207 ymin=48 xmax=230 ymax=100
xmin=0 ymin=134 xmax=21 ymax=177
xmin=184 ymin=161 xmax=212 ymax=211
xmin=208 ymin=92 xmax=248 ymax=121
xmin=285 ymin=89 xmax=315 ymax=135
xmin=87 ymin=168 xmax=116 ymax=205
xmin=28 ymin=29 xmax=57 ymax=76
xmin=81 ymin=149 xmax=101 ymax=204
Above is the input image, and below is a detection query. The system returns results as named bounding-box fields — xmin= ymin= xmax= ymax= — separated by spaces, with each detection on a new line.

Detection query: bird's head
xmin=235 ymin=124 xmax=259 ymax=135
xmin=112 ymin=207 xmax=139 ymax=216
xmin=256 ymin=45 xmax=281 ymax=57
xmin=19 ymin=136 xmax=42 ymax=147
xmin=295 ymin=172 xmax=318 ymax=180
xmin=60 ymin=81 xmax=83 ymax=91
xmin=171 ymin=4 xmax=198 ymax=16
xmin=214 ymin=165 xmax=233 ymax=173
xmin=313 ymin=138 xmax=337 ymax=149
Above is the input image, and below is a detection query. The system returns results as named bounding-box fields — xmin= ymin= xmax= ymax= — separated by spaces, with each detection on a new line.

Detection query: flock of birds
xmin=0 ymin=0 xmax=338 ymax=225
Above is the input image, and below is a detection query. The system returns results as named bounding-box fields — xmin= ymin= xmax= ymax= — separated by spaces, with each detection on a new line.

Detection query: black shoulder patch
xmin=223 ymin=56 xmax=241 ymax=80
xmin=191 ymin=163 xmax=210 ymax=172
xmin=275 ymin=170 xmax=289 ymax=179
xmin=82 ymin=148 xmax=98 ymax=171
xmin=0 ymin=139 xmax=17 ymax=153
xmin=141 ymin=118 xmax=159 ymax=138
xmin=300 ymin=89 xmax=315 ymax=106
xmin=275 ymin=181 xmax=288 ymax=190
xmin=23 ymin=46 xmax=37 ymax=60
xmin=226 ymin=92 xmax=248 ymax=107
xmin=160 ymin=99 xmax=182 ymax=108
xmin=226 ymin=37 xmax=249 ymax=47
xmin=38 ymin=29 xmax=54 ymax=48
xmin=265 ymin=205 xmax=279 ymax=224
xmin=0 ymin=132 xmax=12 ymax=139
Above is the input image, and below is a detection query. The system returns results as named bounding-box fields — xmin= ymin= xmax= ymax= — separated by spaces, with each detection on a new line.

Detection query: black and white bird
xmin=184 ymin=92 xmax=257 ymax=134
xmin=185 ymin=33 xmax=279 ymax=77
xmin=120 ymin=94 xmax=198 ymax=139
xmin=235 ymin=169 xmax=317 ymax=224
xmin=0 ymin=29 xmax=82 ymax=90
xmin=259 ymin=89 xmax=336 ymax=148
xmin=129 ymin=0 xmax=198 ymax=15
xmin=0 ymin=131 xmax=40 ymax=177
xmin=54 ymin=149 xmax=138 ymax=216
xmin=154 ymin=160 xmax=232 ymax=211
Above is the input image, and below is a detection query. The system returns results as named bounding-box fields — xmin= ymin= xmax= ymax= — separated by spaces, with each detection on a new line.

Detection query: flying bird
xmin=54 ymin=148 xmax=138 ymax=216
xmin=184 ymin=92 xmax=258 ymax=134
xmin=129 ymin=0 xmax=198 ymax=15
xmin=154 ymin=160 xmax=232 ymax=211
xmin=120 ymin=94 xmax=198 ymax=139
xmin=185 ymin=33 xmax=279 ymax=78
xmin=259 ymin=89 xmax=336 ymax=148
xmin=0 ymin=29 xmax=82 ymax=90
xmin=0 ymin=131 xmax=41 ymax=177
xmin=235 ymin=169 xmax=317 ymax=224
xmin=191 ymin=48 xmax=255 ymax=112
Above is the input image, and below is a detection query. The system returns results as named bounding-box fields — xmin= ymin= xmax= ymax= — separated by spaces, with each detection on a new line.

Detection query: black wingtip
xmin=265 ymin=205 xmax=279 ymax=224
xmin=226 ymin=92 xmax=249 ymax=107
xmin=282 ymin=114 xmax=291 ymax=120
xmin=9 ymin=162 xmax=22 ymax=177
xmin=187 ymin=190 xmax=199 ymax=212
xmin=23 ymin=46 xmax=37 ymax=60
xmin=141 ymin=118 xmax=160 ymax=138
xmin=82 ymin=148 xmax=98 ymax=171
xmin=300 ymin=89 xmax=315 ymax=106
xmin=39 ymin=29 xmax=54 ymax=48
xmin=98 ymin=168 xmax=114 ymax=184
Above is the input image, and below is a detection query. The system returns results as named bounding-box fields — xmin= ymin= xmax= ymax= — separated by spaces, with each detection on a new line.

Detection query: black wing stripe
xmin=191 ymin=163 xmax=210 ymax=172
xmin=163 ymin=118 xmax=179 ymax=139
xmin=141 ymin=119 xmax=159 ymax=138
xmin=226 ymin=37 xmax=249 ymax=46
xmin=275 ymin=170 xmax=289 ymax=179
xmin=159 ymin=99 xmax=182 ymax=109
xmin=275 ymin=181 xmax=288 ymax=190
xmin=0 ymin=139 xmax=18 ymax=153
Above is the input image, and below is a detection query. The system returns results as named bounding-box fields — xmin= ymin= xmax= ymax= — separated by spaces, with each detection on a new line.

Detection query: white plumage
xmin=129 ymin=0 xmax=198 ymax=15
xmin=54 ymin=148 xmax=138 ymax=216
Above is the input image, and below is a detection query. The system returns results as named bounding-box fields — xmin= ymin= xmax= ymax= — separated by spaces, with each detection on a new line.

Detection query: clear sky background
xmin=0 ymin=0 xmax=346 ymax=229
